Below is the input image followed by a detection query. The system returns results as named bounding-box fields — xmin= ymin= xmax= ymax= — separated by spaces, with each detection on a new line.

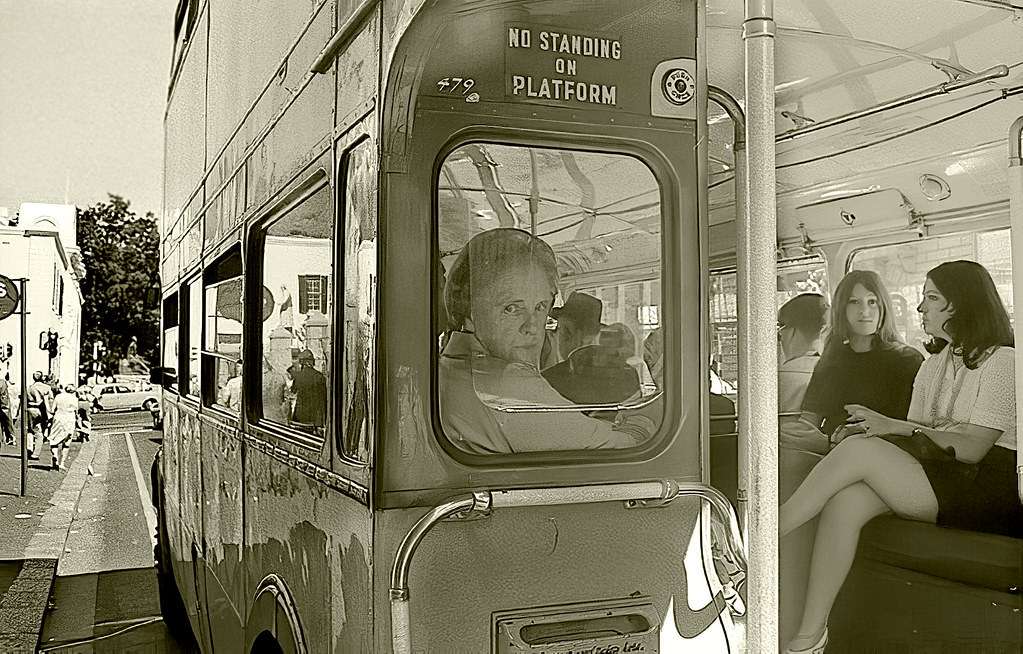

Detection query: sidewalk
xmin=0 ymin=430 xmax=98 ymax=652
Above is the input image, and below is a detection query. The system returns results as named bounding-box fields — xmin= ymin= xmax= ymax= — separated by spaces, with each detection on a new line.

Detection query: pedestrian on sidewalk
xmin=76 ymin=385 xmax=93 ymax=442
xmin=48 ymin=385 xmax=77 ymax=470
xmin=0 ymin=374 xmax=15 ymax=446
xmin=26 ymin=371 xmax=54 ymax=460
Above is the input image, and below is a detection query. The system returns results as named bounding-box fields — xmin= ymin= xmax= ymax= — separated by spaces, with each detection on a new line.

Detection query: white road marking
xmin=124 ymin=432 xmax=158 ymax=550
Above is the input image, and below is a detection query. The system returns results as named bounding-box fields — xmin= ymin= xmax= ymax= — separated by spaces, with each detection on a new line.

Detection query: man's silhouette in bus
xmin=777 ymin=293 xmax=828 ymax=419
xmin=289 ymin=349 xmax=326 ymax=429
xmin=542 ymin=292 xmax=639 ymax=404
xmin=438 ymin=228 xmax=653 ymax=453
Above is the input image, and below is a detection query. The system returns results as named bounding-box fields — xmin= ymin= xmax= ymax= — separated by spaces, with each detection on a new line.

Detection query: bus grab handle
xmin=388 ymin=482 xmax=747 ymax=653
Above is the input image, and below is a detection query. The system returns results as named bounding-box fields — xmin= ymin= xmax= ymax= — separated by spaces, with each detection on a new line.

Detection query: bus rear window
xmin=435 ymin=142 xmax=664 ymax=455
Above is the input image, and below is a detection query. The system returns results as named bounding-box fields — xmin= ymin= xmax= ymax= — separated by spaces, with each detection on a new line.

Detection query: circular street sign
xmin=0 ymin=275 xmax=20 ymax=321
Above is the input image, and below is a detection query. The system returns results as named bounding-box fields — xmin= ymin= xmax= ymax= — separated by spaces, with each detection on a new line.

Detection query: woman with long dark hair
xmin=780 ymin=260 xmax=1019 ymax=654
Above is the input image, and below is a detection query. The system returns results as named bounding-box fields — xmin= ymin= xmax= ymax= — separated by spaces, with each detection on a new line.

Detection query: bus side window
xmin=339 ymin=139 xmax=377 ymax=462
xmin=258 ymin=182 xmax=333 ymax=441
xmin=203 ymin=248 xmax=243 ymax=414
xmin=849 ymin=228 xmax=1014 ymax=349
xmin=161 ymin=292 xmax=179 ymax=391
xmin=184 ymin=276 xmax=202 ymax=399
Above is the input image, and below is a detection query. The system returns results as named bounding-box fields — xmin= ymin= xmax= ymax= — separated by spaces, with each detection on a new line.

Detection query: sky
xmin=0 ymin=0 xmax=175 ymax=220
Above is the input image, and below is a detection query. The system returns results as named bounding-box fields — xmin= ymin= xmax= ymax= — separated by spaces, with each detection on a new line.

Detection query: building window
xmin=298 ymin=275 xmax=328 ymax=313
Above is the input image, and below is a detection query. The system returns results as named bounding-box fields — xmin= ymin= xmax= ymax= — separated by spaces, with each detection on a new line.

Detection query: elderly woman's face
xmin=471 ymin=264 xmax=555 ymax=366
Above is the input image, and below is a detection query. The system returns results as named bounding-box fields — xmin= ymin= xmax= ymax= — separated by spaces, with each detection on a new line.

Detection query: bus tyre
xmin=154 ymin=498 xmax=193 ymax=641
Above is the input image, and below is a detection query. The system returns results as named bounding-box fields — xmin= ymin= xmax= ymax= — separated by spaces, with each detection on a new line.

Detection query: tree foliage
xmin=78 ymin=194 xmax=159 ymax=376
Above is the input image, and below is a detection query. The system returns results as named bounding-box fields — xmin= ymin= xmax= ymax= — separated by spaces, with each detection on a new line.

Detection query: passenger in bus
xmin=799 ymin=270 xmax=923 ymax=446
xmin=261 ymin=353 xmax=289 ymax=423
xmin=219 ymin=361 xmax=243 ymax=412
xmin=605 ymin=322 xmax=657 ymax=395
xmin=642 ymin=328 xmax=663 ymax=389
xmin=542 ymin=292 xmax=640 ymax=404
xmin=289 ymin=349 xmax=326 ymax=429
xmin=439 ymin=228 xmax=654 ymax=453
xmin=779 ymin=261 xmax=1020 ymax=654
xmin=774 ymin=293 xmax=828 ymax=648
xmin=777 ymin=293 xmax=828 ymax=417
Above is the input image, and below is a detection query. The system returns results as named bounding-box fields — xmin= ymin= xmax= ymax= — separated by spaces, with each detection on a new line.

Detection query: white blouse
xmin=907 ymin=346 xmax=1015 ymax=451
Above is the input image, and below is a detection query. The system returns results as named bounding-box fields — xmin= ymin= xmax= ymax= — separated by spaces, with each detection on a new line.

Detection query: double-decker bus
xmin=155 ymin=1 xmax=745 ymax=652
xmin=153 ymin=0 xmax=1022 ymax=652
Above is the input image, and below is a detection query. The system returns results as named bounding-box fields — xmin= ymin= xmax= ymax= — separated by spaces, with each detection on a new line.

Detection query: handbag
xmin=878 ymin=430 xmax=981 ymax=482
xmin=877 ymin=430 xmax=956 ymax=462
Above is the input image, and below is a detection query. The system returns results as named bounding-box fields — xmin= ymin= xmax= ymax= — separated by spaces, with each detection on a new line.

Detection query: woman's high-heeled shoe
xmin=782 ymin=627 xmax=828 ymax=654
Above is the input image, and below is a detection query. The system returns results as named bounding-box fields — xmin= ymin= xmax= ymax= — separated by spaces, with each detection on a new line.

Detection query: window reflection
xmin=340 ymin=141 xmax=377 ymax=461
xmin=260 ymin=184 xmax=333 ymax=438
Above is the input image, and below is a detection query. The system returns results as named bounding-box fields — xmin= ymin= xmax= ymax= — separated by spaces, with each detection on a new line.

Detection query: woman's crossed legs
xmin=780 ymin=436 xmax=938 ymax=650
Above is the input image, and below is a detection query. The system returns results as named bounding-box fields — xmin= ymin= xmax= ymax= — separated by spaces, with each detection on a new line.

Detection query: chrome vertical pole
xmin=742 ymin=1 xmax=779 ymax=651
xmin=708 ymin=86 xmax=747 ymax=531
xmin=1007 ymin=115 xmax=1023 ymax=502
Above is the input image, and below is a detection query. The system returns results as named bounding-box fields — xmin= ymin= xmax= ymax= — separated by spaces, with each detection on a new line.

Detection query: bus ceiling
xmin=703 ymin=0 xmax=1023 ymax=265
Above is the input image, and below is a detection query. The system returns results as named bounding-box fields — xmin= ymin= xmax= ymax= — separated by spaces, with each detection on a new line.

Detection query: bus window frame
xmin=161 ymin=291 xmax=180 ymax=392
xmin=201 ymin=245 xmax=244 ymax=414
xmin=428 ymin=132 xmax=680 ymax=468
xmin=843 ymin=227 xmax=1014 ymax=277
xmin=181 ymin=272 xmax=204 ymax=402
xmin=246 ymin=168 xmax=333 ymax=451
xmin=336 ymin=133 xmax=377 ymax=466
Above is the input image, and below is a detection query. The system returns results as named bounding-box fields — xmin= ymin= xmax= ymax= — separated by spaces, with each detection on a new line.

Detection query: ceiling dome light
xmin=919 ymin=174 xmax=951 ymax=201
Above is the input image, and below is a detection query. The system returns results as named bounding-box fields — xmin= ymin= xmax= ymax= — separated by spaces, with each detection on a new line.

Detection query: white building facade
xmin=0 ymin=203 xmax=84 ymax=390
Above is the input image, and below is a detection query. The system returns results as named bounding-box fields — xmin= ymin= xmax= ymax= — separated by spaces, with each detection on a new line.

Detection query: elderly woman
xmin=439 ymin=228 xmax=654 ymax=454
xmin=780 ymin=261 xmax=1020 ymax=654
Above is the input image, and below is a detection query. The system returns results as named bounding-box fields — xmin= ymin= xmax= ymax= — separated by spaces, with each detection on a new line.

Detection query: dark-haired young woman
xmin=780 ymin=260 xmax=1020 ymax=654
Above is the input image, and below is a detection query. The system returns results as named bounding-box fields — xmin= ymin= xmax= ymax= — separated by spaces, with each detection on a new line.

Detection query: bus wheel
xmin=154 ymin=502 xmax=193 ymax=642
xmin=251 ymin=631 xmax=285 ymax=654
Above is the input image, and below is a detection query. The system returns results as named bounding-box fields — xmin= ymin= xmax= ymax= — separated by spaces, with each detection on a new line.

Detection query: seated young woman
xmin=797 ymin=270 xmax=924 ymax=451
xmin=779 ymin=260 xmax=1020 ymax=654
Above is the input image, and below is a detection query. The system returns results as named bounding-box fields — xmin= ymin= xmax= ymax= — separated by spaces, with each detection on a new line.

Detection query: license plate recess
xmin=493 ymin=597 xmax=660 ymax=654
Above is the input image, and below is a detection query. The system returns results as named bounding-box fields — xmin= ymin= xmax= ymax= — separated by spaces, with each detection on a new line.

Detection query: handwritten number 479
xmin=437 ymin=77 xmax=475 ymax=95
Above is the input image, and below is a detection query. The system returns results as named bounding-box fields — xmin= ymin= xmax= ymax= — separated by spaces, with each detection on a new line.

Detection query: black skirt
xmin=918 ymin=445 xmax=1022 ymax=538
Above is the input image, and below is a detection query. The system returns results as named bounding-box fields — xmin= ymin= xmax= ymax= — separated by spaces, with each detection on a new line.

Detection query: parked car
xmin=92 ymin=381 xmax=161 ymax=412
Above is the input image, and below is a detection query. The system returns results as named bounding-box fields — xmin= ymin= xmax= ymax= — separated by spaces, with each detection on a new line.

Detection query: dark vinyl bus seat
xmin=828 ymin=515 xmax=1022 ymax=651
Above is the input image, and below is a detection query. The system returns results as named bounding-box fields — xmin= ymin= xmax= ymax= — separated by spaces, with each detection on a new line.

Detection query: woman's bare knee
xmin=819 ymin=483 xmax=889 ymax=529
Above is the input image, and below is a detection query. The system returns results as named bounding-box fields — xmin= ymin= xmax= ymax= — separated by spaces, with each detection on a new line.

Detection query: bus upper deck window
xmin=435 ymin=143 xmax=664 ymax=456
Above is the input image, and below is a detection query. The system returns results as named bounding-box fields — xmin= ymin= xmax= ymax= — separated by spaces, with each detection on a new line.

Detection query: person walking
xmin=0 ymin=374 xmax=15 ymax=446
xmin=26 ymin=371 xmax=54 ymax=460
xmin=289 ymin=350 xmax=326 ymax=429
xmin=48 ymin=385 xmax=78 ymax=470
xmin=76 ymin=386 xmax=93 ymax=441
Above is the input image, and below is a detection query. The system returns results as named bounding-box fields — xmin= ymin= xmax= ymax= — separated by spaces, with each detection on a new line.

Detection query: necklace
xmin=928 ymin=347 xmax=967 ymax=428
